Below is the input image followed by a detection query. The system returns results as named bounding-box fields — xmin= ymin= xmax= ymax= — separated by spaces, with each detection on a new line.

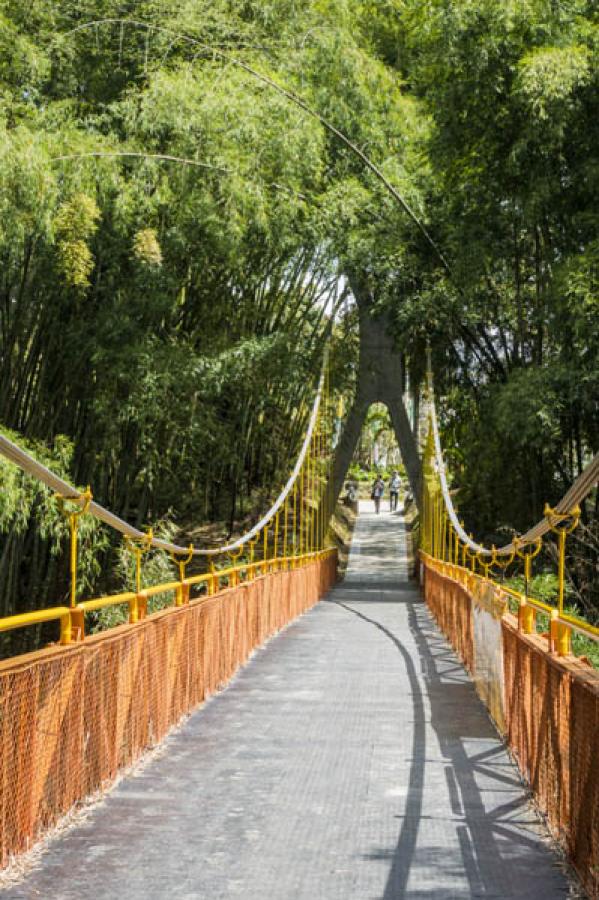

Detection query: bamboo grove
xmin=0 ymin=0 xmax=598 ymax=649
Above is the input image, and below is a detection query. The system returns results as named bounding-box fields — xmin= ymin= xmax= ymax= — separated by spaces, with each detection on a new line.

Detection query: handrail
xmin=0 ymin=606 xmax=72 ymax=643
xmin=0 ymin=549 xmax=336 ymax=645
xmin=422 ymin=357 xmax=598 ymax=658
xmin=421 ymin=553 xmax=599 ymax=646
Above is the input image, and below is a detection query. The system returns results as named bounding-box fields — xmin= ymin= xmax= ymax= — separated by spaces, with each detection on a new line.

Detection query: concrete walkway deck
xmin=4 ymin=504 xmax=572 ymax=899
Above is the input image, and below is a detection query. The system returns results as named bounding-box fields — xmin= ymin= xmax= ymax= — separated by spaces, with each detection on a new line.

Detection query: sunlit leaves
xmin=515 ymin=45 xmax=591 ymax=120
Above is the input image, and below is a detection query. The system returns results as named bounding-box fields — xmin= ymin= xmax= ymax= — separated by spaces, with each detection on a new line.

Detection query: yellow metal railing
xmin=0 ymin=355 xmax=340 ymax=654
xmin=420 ymin=421 xmax=599 ymax=657
xmin=0 ymin=549 xmax=336 ymax=646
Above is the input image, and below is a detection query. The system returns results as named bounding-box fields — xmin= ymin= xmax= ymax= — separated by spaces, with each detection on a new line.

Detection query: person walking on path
xmin=371 ymin=475 xmax=385 ymax=514
xmin=389 ymin=471 xmax=401 ymax=512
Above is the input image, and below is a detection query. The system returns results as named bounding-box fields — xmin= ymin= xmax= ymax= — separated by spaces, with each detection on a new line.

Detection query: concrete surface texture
xmin=3 ymin=502 xmax=573 ymax=899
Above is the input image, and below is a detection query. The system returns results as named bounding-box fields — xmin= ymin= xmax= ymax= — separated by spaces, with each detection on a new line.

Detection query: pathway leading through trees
xmin=4 ymin=504 xmax=572 ymax=899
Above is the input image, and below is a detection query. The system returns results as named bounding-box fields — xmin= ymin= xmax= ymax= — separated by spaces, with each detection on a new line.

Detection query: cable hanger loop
xmin=55 ymin=486 xmax=93 ymax=608
xmin=124 ymin=527 xmax=154 ymax=594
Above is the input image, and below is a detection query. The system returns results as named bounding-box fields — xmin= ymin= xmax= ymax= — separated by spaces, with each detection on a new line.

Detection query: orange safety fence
xmin=421 ymin=561 xmax=474 ymax=674
xmin=421 ymin=555 xmax=599 ymax=899
xmin=0 ymin=553 xmax=337 ymax=867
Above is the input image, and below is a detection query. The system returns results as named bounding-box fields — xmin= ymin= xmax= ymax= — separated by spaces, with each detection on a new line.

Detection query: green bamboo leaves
xmin=54 ymin=192 xmax=100 ymax=288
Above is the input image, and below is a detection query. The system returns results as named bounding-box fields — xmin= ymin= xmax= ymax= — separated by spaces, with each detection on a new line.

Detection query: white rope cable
xmin=428 ymin=385 xmax=599 ymax=557
xmin=0 ymin=362 xmax=326 ymax=558
xmin=193 ymin=362 xmax=325 ymax=555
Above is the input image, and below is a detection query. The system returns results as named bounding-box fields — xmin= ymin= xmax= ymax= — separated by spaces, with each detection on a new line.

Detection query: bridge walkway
xmin=4 ymin=503 xmax=571 ymax=899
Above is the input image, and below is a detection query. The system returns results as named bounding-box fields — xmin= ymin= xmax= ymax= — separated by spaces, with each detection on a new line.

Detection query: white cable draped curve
xmin=0 ymin=362 xmax=326 ymax=558
xmin=428 ymin=388 xmax=599 ymax=557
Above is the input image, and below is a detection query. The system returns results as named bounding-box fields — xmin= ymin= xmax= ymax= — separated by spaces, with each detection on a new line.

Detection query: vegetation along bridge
xmin=0 ymin=4 xmax=598 ymax=899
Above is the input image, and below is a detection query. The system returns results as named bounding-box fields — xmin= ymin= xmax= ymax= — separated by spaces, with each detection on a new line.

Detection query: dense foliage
xmin=0 ymin=0 xmax=597 ymax=641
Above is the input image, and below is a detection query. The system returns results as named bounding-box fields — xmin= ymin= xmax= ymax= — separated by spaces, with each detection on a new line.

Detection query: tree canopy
xmin=0 ymin=0 xmax=597 ymax=643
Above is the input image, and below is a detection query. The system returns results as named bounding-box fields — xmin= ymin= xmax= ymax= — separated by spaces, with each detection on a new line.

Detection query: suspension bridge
xmin=0 ymin=358 xmax=597 ymax=899
xmin=0 ymin=15 xmax=598 ymax=898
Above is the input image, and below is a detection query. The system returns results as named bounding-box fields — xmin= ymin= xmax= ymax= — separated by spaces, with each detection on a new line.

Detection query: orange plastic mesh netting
xmin=422 ymin=563 xmax=474 ymax=673
xmin=0 ymin=555 xmax=337 ymax=867
xmin=422 ymin=558 xmax=599 ymax=900
xmin=503 ymin=619 xmax=599 ymax=899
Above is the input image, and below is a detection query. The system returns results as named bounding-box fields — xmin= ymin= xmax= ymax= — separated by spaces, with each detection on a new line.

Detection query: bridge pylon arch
xmin=329 ymin=282 xmax=423 ymax=512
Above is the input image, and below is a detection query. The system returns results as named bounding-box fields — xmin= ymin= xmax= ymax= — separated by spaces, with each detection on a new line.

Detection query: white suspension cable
xmin=0 ymin=360 xmax=326 ymax=558
xmin=428 ymin=383 xmax=599 ymax=557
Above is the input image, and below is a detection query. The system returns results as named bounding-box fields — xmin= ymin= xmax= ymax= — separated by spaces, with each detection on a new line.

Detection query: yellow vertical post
xmin=313 ymin=429 xmax=319 ymax=553
xmin=428 ymin=490 xmax=433 ymax=556
xmin=56 ymin=488 xmax=92 ymax=610
xmin=69 ymin=513 xmax=78 ymax=608
xmin=327 ymin=407 xmax=334 ymax=549
xmin=310 ymin=432 xmax=315 ymax=554
xmin=320 ymin=371 xmax=325 ymax=552
xmin=427 ymin=490 xmax=432 ymax=554
xmin=305 ymin=454 xmax=310 ymax=556
xmin=425 ymin=488 xmax=431 ymax=554
xmin=208 ymin=559 xmax=217 ymax=596
xmin=543 ymin=505 xmax=580 ymax=655
xmin=172 ymin=545 xmax=193 ymax=606
xmin=319 ymin=420 xmax=324 ymax=551
xmin=283 ymin=494 xmax=289 ymax=566
xmin=227 ymin=547 xmax=243 ymax=587
xmin=299 ymin=464 xmax=304 ymax=558
xmin=248 ymin=536 xmax=259 ymax=580
xmin=557 ymin=529 xmax=566 ymax=615
xmin=308 ymin=435 xmax=313 ymax=555
xmin=273 ymin=511 xmax=280 ymax=571
xmin=514 ymin=537 xmax=543 ymax=602
xmin=134 ymin=546 xmax=143 ymax=593
xmin=441 ymin=508 xmax=448 ymax=562
xmin=293 ymin=482 xmax=298 ymax=566
xmin=262 ymin=523 xmax=270 ymax=575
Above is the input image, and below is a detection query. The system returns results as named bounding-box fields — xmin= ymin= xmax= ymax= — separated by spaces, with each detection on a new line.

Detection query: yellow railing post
xmin=476 ymin=547 xmax=496 ymax=580
xmin=55 ymin=487 xmax=92 ymax=612
xmin=514 ymin=536 xmax=542 ymax=601
xmin=309 ymin=432 xmax=315 ymax=555
xmin=171 ymin=544 xmax=193 ymax=606
xmin=60 ymin=612 xmax=72 ymax=644
xmin=299 ymin=463 xmax=305 ymax=559
xmin=227 ymin=547 xmax=244 ymax=586
xmin=544 ymin=504 xmax=580 ymax=618
xmin=519 ymin=596 xmax=536 ymax=634
xmin=292 ymin=482 xmax=298 ymax=568
xmin=208 ymin=559 xmax=217 ymax=595
xmin=273 ymin=511 xmax=280 ymax=572
xmin=441 ymin=508 xmax=447 ymax=562
xmin=262 ymin=520 xmax=271 ymax=575
xmin=466 ymin=539 xmax=476 ymax=573
xmin=124 ymin=528 xmax=153 ymax=595
xmin=283 ymin=494 xmax=289 ymax=568
xmin=491 ymin=546 xmax=514 ymax=583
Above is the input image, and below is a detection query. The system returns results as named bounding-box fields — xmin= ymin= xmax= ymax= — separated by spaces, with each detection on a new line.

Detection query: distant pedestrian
xmin=343 ymin=481 xmax=357 ymax=507
xmin=371 ymin=476 xmax=385 ymax=514
xmin=389 ymin=471 xmax=401 ymax=512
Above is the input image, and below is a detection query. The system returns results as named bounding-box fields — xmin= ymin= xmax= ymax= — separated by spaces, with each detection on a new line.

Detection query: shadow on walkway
xmin=329 ymin=585 xmax=569 ymax=899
